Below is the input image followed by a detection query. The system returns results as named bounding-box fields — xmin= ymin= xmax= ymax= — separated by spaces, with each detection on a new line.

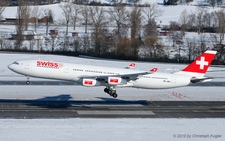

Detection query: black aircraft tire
xmin=112 ymin=93 xmax=118 ymax=98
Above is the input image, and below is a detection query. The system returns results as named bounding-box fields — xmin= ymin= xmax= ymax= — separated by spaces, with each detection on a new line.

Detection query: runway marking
xmin=71 ymin=104 xmax=143 ymax=107
xmin=76 ymin=110 xmax=155 ymax=116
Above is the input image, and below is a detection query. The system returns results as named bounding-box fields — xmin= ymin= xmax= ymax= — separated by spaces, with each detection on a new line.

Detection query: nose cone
xmin=8 ymin=64 xmax=13 ymax=70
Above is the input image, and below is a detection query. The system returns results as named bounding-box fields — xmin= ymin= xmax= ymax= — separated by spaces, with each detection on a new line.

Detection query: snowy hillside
xmin=2 ymin=0 xmax=221 ymax=26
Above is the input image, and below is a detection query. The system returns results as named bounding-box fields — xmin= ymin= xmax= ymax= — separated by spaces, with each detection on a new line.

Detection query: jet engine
xmin=80 ymin=79 xmax=101 ymax=87
xmin=107 ymin=77 xmax=127 ymax=85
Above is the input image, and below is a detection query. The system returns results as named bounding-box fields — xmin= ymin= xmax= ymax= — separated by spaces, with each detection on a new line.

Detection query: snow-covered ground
xmin=0 ymin=118 xmax=224 ymax=141
xmin=1 ymin=52 xmax=225 ymax=141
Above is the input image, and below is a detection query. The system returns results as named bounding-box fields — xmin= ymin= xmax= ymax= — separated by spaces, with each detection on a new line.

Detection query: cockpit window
xmin=13 ymin=61 xmax=19 ymax=65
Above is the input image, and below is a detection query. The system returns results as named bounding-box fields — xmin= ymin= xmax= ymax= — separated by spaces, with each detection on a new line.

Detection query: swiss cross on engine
xmin=84 ymin=80 xmax=93 ymax=85
xmin=110 ymin=78 xmax=118 ymax=83
xmin=196 ymin=57 xmax=208 ymax=70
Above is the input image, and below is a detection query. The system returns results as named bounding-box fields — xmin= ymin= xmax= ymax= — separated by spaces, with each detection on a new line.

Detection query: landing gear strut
xmin=26 ymin=76 xmax=30 ymax=85
xmin=104 ymin=87 xmax=118 ymax=98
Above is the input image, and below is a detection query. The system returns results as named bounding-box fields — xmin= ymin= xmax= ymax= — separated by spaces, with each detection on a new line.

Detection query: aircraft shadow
xmin=0 ymin=94 xmax=148 ymax=108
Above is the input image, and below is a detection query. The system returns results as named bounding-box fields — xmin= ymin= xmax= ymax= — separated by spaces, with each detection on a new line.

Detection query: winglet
xmin=176 ymin=50 xmax=216 ymax=77
xmin=150 ymin=67 xmax=158 ymax=73
xmin=125 ymin=63 xmax=136 ymax=69
xmin=129 ymin=63 xmax=136 ymax=68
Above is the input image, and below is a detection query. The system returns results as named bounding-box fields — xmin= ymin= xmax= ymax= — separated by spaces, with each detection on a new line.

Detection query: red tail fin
xmin=176 ymin=50 xmax=216 ymax=77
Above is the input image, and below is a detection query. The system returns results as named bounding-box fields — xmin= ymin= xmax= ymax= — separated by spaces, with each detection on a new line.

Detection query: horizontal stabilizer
xmin=190 ymin=77 xmax=212 ymax=83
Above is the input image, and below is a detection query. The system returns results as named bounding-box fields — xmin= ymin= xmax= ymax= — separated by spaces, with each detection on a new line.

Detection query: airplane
xmin=8 ymin=50 xmax=216 ymax=98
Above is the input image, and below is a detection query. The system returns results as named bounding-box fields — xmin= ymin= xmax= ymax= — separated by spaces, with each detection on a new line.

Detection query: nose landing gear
xmin=104 ymin=87 xmax=118 ymax=98
xmin=26 ymin=76 xmax=30 ymax=85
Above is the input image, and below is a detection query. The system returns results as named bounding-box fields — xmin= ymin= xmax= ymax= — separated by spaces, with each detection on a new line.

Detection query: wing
xmin=78 ymin=68 xmax=158 ymax=86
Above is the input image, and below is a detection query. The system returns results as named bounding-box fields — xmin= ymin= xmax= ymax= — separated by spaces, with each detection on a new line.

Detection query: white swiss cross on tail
xmin=177 ymin=50 xmax=217 ymax=77
xmin=196 ymin=56 xmax=208 ymax=70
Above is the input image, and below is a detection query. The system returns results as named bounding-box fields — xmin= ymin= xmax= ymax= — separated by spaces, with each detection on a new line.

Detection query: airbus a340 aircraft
xmin=8 ymin=50 xmax=216 ymax=98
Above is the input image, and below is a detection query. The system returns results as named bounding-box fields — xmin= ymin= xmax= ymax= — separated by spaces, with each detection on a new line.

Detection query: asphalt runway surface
xmin=1 ymin=80 xmax=225 ymax=86
xmin=0 ymin=99 xmax=225 ymax=118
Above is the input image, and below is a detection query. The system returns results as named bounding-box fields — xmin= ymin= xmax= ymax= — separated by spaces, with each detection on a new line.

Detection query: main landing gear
xmin=26 ymin=76 xmax=30 ymax=85
xmin=104 ymin=87 xmax=118 ymax=98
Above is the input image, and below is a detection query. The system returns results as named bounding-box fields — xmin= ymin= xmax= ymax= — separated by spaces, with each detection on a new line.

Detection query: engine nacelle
xmin=80 ymin=79 xmax=101 ymax=87
xmin=108 ymin=77 xmax=127 ymax=85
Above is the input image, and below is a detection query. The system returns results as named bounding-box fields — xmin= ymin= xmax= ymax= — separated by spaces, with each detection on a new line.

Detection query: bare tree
xmin=208 ymin=0 xmax=217 ymax=8
xmin=108 ymin=4 xmax=129 ymax=38
xmin=214 ymin=9 xmax=225 ymax=44
xmin=179 ymin=9 xmax=188 ymax=36
xmin=44 ymin=34 xmax=60 ymax=52
xmin=28 ymin=39 xmax=36 ymax=51
xmin=60 ymin=35 xmax=70 ymax=52
xmin=187 ymin=13 xmax=197 ymax=30
xmin=15 ymin=0 xmax=26 ymax=49
xmin=211 ymin=10 xmax=225 ymax=62
xmin=211 ymin=33 xmax=225 ymax=63
xmin=128 ymin=6 xmax=142 ymax=58
xmin=143 ymin=19 xmax=157 ymax=37
xmin=108 ymin=3 xmax=129 ymax=55
xmin=70 ymin=36 xmax=81 ymax=52
xmin=31 ymin=6 xmax=42 ymax=32
xmin=71 ymin=4 xmax=80 ymax=30
xmin=202 ymin=11 xmax=213 ymax=29
xmin=0 ymin=1 xmax=6 ymax=23
xmin=80 ymin=5 xmax=90 ymax=33
xmin=0 ymin=34 xmax=12 ymax=50
xmin=42 ymin=8 xmax=54 ymax=35
xmin=142 ymin=3 xmax=163 ymax=23
xmin=186 ymin=37 xmax=198 ymax=62
xmin=213 ymin=43 xmax=225 ymax=63
xmin=142 ymin=36 xmax=165 ymax=61
xmin=142 ymin=3 xmax=163 ymax=38
xmin=211 ymin=12 xmax=217 ymax=29
xmin=115 ymin=36 xmax=132 ymax=58
xmin=129 ymin=6 xmax=142 ymax=39
xmin=0 ymin=31 xmax=6 ymax=50
xmin=169 ymin=21 xmax=182 ymax=47
xmin=198 ymin=34 xmax=208 ymax=53
xmin=80 ymin=33 xmax=91 ymax=53
xmin=112 ymin=0 xmax=123 ymax=5
xmin=195 ymin=7 xmax=207 ymax=34
xmin=89 ymin=6 xmax=108 ymax=55
xmin=59 ymin=2 xmax=72 ymax=35
xmin=23 ymin=3 xmax=31 ymax=30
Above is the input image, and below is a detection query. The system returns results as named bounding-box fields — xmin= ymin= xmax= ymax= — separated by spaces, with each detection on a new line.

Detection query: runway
xmin=1 ymin=81 xmax=225 ymax=118
xmin=1 ymin=80 xmax=225 ymax=86
xmin=0 ymin=99 xmax=225 ymax=118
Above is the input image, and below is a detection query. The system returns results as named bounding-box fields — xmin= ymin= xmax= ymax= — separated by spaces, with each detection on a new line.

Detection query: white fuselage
xmin=8 ymin=60 xmax=192 ymax=89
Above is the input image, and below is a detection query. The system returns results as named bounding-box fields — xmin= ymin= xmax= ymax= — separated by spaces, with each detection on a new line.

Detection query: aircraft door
xmin=171 ymin=76 xmax=176 ymax=83
xmin=63 ymin=66 xmax=69 ymax=73
xmin=24 ymin=62 xmax=30 ymax=69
